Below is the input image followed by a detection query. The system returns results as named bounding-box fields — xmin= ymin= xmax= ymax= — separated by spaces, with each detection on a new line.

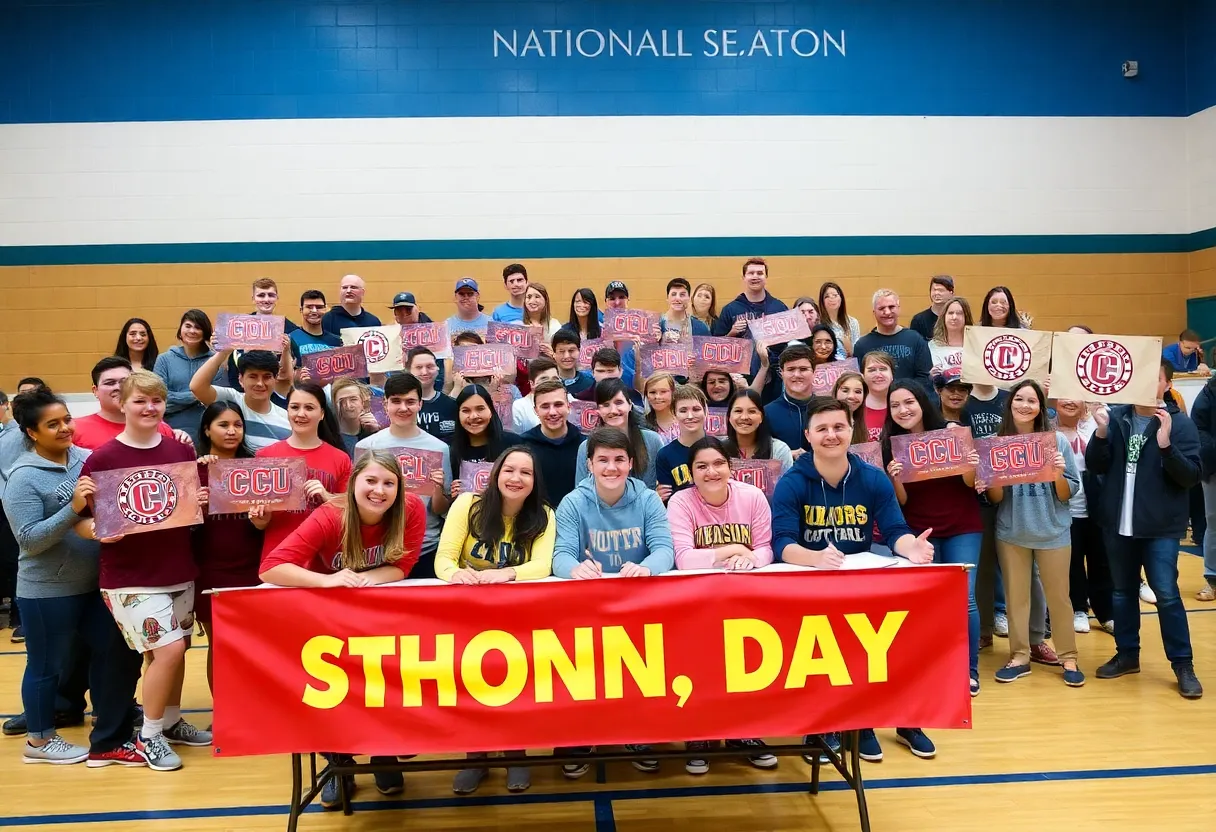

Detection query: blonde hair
xmin=861 ymin=351 xmax=897 ymax=374
xmin=119 ymin=369 xmax=167 ymax=402
xmin=932 ymin=297 xmax=973 ymax=345
xmin=672 ymin=384 xmax=708 ymax=408
xmin=331 ymin=377 xmax=371 ymax=406
xmin=340 ymin=451 xmax=409 ymax=571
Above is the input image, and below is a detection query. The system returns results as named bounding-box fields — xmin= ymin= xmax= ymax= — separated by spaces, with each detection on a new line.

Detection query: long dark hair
xmin=880 ymin=382 xmax=947 ymax=465
xmin=594 ymin=378 xmax=649 ymax=476
xmin=288 ymin=382 xmax=346 ymax=452
xmin=980 ymin=286 xmax=1021 ymax=328
xmin=451 ymin=383 xmax=505 ymax=474
xmin=114 ymin=318 xmax=159 ymax=368
xmin=808 ymin=324 xmax=839 ymax=367
xmin=699 ymin=370 xmax=735 ymax=406
xmin=567 ymin=288 xmax=602 ymax=339
xmin=196 ymin=401 xmax=254 ymax=459
xmin=998 ymin=379 xmax=1050 ymax=436
xmin=832 ymin=371 xmax=870 ymax=445
xmin=723 ymin=388 xmax=774 ymax=460
xmin=467 ymin=446 xmax=551 ymax=564
xmin=818 ymin=281 xmax=850 ymax=329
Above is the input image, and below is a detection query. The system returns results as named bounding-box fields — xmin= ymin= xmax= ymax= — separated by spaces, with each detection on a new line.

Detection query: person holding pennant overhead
xmin=880 ymin=382 xmax=983 ymax=696
xmin=78 ymin=371 xmax=212 ymax=772
xmin=771 ymin=398 xmax=936 ymax=764
xmin=984 ymin=380 xmax=1084 ymax=688
xmin=1085 ymin=360 xmax=1204 ymax=699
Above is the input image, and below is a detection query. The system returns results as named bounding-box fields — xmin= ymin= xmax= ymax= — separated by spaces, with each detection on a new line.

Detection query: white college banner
xmin=340 ymin=324 xmax=404 ymax=374
xmin=961 ymin=326 xmax=1053 ymax=387
xmin=1048 ymin=332 xmax=1162 ymax=406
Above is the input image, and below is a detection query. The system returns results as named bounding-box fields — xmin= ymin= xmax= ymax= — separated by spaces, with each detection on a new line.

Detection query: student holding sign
xmin=1085 ymin=362 xmax=1204 ymax=699
xmin=712 ymin=258 xmax=789 ymax=402
xmin=771 ymin=398 xmax=936 ymax=763
xmin=190 ymin=346 xmax=293 ymax=451
xmin=642 ymin=372 xmax=679 ymax=441
xmin=355 ymin=374 xmax=451 ymax=577
xmin=985 ymin=380 xmax=1084 ymax=687
xmin=723 ymin=389 xmax=794 ymax=474
xmin=193 ymin=401 xmax=269 ymax=694
xmin=574 ymin=379 xmax=664 ymax=490
xmin=255 ymin=383 xmax=352 ymax=556
xmin=448 ymin=385 xmax=522 ymax=490
xmin=880 ymin=382 xmax=983 ymax=696
xmin=668 ymin=436 xmax=777 ymax=775
xmin=655 ymin=385 xmax=709 ymax=503
xmin=436 ymin=446 xmax=556 ymax=795
xmin=5 ymin=389 xmax=143 ymax=767
xmin=764 ymin=344 xmax=817 ymax=455
xmin=78 ymin=371 xmax=212 ymax=772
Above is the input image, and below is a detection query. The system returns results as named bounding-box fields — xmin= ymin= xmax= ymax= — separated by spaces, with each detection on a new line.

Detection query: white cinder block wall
xmin=0 ymin=115 xmax=1197 ymax=248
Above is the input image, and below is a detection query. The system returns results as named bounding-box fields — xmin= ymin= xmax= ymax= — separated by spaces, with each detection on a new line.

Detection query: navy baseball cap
xmin=454 ymin=278 xmax=479 ymax=293
xmin=934 ymin=367 xmax=972 ymax=389
xmin=389 ymin=292 xmax=416 ymax=308
xmin=605 ymin=280 xmax=629 ymax=298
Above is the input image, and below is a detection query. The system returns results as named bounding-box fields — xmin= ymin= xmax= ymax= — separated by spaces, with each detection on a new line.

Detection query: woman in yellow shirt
xmin=435 ymin=446 xmax=556 ymax=795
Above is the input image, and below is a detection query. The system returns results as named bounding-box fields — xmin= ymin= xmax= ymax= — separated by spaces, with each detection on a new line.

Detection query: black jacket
xmin=1085 ymin=401 xmax=1201 ymax=539
xmin=521 ymin=425 xmax=585 ymax=509
xmin=1188 ymin=375 xmax=1216 ymax=477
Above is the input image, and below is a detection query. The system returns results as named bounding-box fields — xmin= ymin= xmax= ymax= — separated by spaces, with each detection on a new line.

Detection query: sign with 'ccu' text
xmin=692 ymin=336 xmax=753 ymax=377
xmin=213 ymin=314 xmax=285 ymax=351
xmin=889 ymin=427 xmax=975 ymax=483
xmin=301 ymin=346 xmax=368 ymax=385
xmin=973 ymin=432 xmax=1059 ymax=488
xmin=207 ymin=458 xmax=308 ymax=515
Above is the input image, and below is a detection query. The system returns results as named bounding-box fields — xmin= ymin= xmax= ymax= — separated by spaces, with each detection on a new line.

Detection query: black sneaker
xmin=2 ymin=714 xmax=26 ymax=737
xmin=558 ymin=746 xmax=592 ymax=779
xmin=1096 ymin=654 xmax=1141 ymax=679
xmin=371 ymin=755 xmax=404 ymax=795
xmin=801 ymin=732 xmax=841 ymax=764
xmin=10 ymin=626 xmax=24 ymax=644
xmin=857 ymin=729 xmax=882 ymax=762
xmin=625 ymin=744 xmax=659 ymax=773
xmin=1175 ymin=665 xmax=1204 ymax=699
xmin=725 ymin=738 xmax=778 ymax=769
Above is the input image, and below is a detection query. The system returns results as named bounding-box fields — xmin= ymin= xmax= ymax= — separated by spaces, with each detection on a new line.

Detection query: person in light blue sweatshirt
xmin=153 ymin=309 xmax=223 ymax=445
xmin=554 ymin=427 xmax=674 ymax=579
xmin=4 ymin=388 xmax=143 ymax=765
xmin=552 ymin=426 xmax=674 ymax=775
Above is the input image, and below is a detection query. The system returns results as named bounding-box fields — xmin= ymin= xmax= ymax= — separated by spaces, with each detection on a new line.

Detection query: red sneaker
xmin=1030 ymin=643 xmax=1060 ymax=666
xmin=87 ymin=741 xmax=147 ymax=768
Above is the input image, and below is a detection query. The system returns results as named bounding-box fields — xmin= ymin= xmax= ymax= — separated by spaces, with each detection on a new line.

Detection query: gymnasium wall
xmin=0 ymin=0 xmax=1212 ymax=392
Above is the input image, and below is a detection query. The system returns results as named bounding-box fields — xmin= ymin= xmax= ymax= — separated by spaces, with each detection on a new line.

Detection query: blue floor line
xmin=1 ymin=762 xmax=1214 ymax=826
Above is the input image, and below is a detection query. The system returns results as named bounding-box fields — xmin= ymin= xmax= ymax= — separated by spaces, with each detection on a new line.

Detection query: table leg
xmin=287 ymin=753 xmax=303 ymax=832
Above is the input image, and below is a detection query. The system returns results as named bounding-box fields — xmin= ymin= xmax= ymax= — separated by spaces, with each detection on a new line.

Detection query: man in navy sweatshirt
xmin=1085 ymin=360 xmax=1203 ymax=699
xmin=853 ymin=289 xmax=932 ymax=388
xmin=711 ymin=257 xmax=789 ymax=402
xmin=770 ymin=397 xmax=936 ymax=763
xmin=764 ymin=344 xmax=815 ymax=455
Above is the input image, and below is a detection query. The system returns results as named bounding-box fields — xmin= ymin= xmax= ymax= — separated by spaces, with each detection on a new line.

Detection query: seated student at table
xmin=574 ymin=379 xmax=664 ymax=489
xmin=770 ymin=398 xmax=935 ymax=764
xmin=1163 ymin=329 xmax=1209 ymax=374
xmin=435 ymin=446 xmax=555 ymax=795
xmin=553 ymin=426 xmax=675 ymax=777
xmin=655 ymin=385 xmax=708 ymax=504
xmin=668 ymin=436 xmax=777 ymax=775
xmin=260 ymin=449 xmax=427 ymax=808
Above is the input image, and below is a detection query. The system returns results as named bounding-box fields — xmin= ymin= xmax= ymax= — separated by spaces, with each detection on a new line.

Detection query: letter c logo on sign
xmin=982 ymin=334 xmax=1032 ymax=382
xmin=359 ymin=331 xmax=390 ymax=362
xmin=1076 ymin=340 xmax=1133 ymax=396
xmin=116 ymin=469 xmax=179 ymax=526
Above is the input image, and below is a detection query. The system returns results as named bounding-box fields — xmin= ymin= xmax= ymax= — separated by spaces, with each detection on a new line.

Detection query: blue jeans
xmin=932 ymin=533 xmax=981 ymax=679
xmin=1202 ymin=479 xmax=1216 ymax=584
xmin=17 ymin=592 xmax=143 ymax=750
xmin=1106 ymin=535 xmax=1193 ymax=666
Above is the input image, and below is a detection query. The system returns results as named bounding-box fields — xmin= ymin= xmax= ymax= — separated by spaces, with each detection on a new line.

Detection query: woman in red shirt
xmin=861 ymin=352 xmax=895 ymax=442
xmin=256 ymin=383 xmax=352 ymax=556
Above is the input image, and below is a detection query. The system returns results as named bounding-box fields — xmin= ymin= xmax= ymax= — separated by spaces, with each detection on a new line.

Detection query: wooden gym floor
xmin=0 ymin=553 xmax=1214 ymax=832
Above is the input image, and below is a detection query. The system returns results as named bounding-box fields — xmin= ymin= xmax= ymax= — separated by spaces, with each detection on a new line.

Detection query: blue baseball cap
xmin=389 ymin=292 xmax=416 ymax=308
xmin=455 ymin=277 xmax=479 ymax=293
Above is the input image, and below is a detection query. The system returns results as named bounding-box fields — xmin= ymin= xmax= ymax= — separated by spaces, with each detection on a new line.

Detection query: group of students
xmin=0 ymin=258 xmax=1204 ymax=806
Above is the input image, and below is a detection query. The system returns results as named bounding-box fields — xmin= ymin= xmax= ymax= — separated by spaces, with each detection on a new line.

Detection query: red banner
xmin=211 ymin=567 xmax=970 ymax=757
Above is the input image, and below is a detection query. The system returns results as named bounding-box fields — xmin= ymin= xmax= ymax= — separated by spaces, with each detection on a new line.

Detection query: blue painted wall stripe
xmin=1 ymin=230 xmax=1214 ymax=268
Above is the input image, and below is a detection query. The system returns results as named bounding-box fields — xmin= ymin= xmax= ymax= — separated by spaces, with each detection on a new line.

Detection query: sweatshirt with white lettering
xmin=552 ymin=476 xmax=674 ymax=577
xmin=668 ymin=480 xmax=773 ymax=570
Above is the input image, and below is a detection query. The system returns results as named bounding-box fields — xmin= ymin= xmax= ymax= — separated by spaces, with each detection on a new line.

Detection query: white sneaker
xmin=23 ymin=735 xmax=88 ymax=765
xmin=994 ymin=612 xmax=1009 ymax=637
xmin=1073 ymin=611 xmax=1091 ymax=633
xmin=1099 ymin=620 xmax=1116 ymax=635
xmin=1139 ymin=581 xmax=1157 ymax=605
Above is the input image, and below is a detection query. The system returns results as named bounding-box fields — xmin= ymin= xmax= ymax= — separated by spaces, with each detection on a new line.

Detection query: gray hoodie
xmin=154 ymin=344 xmax=222 ymax=441
xmin=552 ymin=476 xmax=674 ymax=577
xmin=2 ymin=447 xmax=99 ymax=598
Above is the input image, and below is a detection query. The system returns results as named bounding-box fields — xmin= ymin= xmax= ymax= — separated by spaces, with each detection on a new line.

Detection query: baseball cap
xmin=389 ymin=292 xmax=416 ymax=308
xmin=455 ymin=278 xmax=479 ymax=293
xmin=605 ymin=280 xmax=629 ymax=298
xmin=934 ymin=367 xmax=972 ymax=389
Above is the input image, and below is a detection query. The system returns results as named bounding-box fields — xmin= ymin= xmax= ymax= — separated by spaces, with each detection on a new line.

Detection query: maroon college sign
xmin=92 ymin=461 xmax=204 ymax=538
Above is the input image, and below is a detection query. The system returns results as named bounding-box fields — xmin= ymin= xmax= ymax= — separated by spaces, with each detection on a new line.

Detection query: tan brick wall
xmin=0 ymin=252 xmax=1191 ymax=392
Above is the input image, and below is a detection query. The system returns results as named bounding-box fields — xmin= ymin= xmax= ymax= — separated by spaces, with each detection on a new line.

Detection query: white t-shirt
xmin=1059 ymin=417 xmax=1097 ymax=518
xmin=1119 ymin=412 xmax=1154 ymax=536
xmin=929 ymin=342 xmax=963 ymax=376
xmin=212 ymin=386 xmax=290 ymax=451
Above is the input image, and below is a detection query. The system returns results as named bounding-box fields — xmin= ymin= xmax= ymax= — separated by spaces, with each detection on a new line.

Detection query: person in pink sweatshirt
xmin=668 ymin=435 xmax=776 ymax=775
xmin=669 ymin=436 xmax=774 ymax=571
